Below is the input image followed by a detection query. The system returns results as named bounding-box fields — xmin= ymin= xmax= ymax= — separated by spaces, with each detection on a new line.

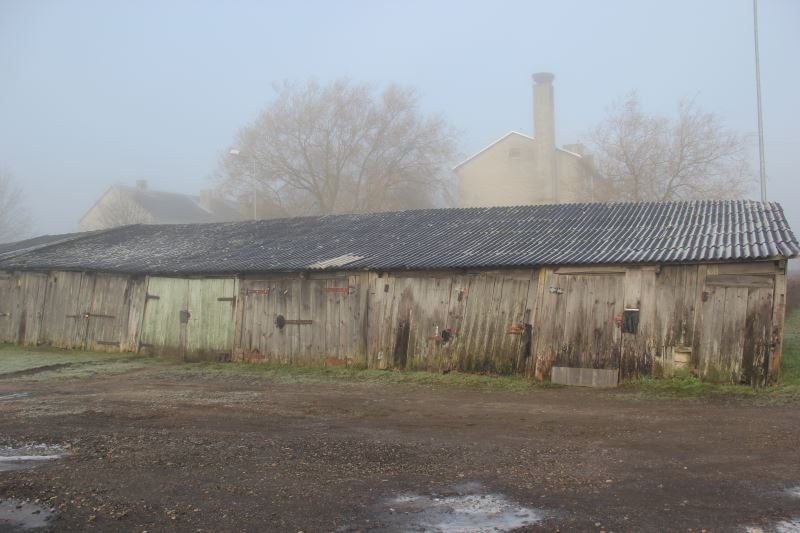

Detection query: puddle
xmin=0 ymin=393 xmax=30 ymax=401
xmin=775 ymin=521 xmax=800 ymax=533
xmin=746 ymin=519 xmax=800 ymax=533
xmin=0 ymin=499 xmax=54 ymax=530
xmin=0 ymin=444 xmax=65 ymax=473
xmin=379 ymin=482 xmax=542 ymax=532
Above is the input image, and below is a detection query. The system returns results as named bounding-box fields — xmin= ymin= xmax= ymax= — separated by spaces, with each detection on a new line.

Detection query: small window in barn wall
xmin=621 ymin=309 xmax=640 ymax=334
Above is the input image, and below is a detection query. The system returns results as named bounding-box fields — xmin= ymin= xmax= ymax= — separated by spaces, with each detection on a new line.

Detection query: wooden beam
xmin=705 ymin=274 xmax=773 ymax=288
xmin=768 ymin=266 xmax=788 ymax=385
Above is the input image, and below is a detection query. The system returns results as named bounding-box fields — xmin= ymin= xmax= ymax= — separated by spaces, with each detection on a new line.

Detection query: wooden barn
xmin=0 ymin=200 xmax=797 ymax=386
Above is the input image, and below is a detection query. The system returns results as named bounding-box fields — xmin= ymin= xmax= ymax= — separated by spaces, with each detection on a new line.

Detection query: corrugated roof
xmin=1 ymin=201 xmax=797 ymax=275
xmin=0 ymin=232 xmax=92 ymax=260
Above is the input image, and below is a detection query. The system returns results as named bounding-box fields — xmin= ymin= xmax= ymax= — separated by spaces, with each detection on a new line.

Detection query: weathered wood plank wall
xmin=0 ymin=270 xmax=142 ymax=350
xmin=1 ymin=259 xmax=788 ymax=385
xmin=530 ymin=262 xmax=784 ymax=385
xmin=364 ymin=270 xmax=537 ymax=374
xmin=235 ymin=274 xmax=364 ymax=365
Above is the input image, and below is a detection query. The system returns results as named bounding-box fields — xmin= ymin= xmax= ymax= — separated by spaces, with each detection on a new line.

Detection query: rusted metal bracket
xmin=243 ymin=288 xmax=270 ymax=296
xmin=217 ymin=296 xmax=236 ymax=302
xmin=506 ymin=324 xmax=524 ymax=335
xmin=324 ymin=286 xmax=353 ymax=294
xmin=145 ymin=293 xmax=160 ymax=300
xmin=284 ymin=319 xmax=313 ymax=325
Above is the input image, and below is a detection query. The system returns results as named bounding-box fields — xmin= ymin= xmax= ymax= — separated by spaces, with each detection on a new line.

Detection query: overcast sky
xmin=1 ymin=0 xmax=798 ymax=238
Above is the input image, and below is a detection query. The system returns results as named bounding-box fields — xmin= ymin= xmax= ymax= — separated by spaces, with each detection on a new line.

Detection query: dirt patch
xmin=0 ymin=365 xmax=799 ymax=531
xmin=0 ymin=365 xmax=72 ymax=380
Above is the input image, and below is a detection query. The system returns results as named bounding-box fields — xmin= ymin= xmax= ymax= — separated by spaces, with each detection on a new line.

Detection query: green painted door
xmin=185 ymin=278 xmax=238 ymax=361
xmin=139 ymin=277 xmax=237 ymax=361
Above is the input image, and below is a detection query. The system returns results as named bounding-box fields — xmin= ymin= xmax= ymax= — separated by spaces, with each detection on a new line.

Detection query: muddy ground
xmin=1 ymin=365 xmax=799 ymax=532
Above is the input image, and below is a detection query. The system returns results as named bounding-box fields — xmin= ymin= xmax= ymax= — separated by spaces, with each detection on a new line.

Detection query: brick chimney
xmin=533 ymin=73 xmax=557 ymax=203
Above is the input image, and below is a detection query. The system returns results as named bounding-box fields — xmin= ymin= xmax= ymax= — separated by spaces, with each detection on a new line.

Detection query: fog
xmin=0 ymin=0 xmax=798 ymax=240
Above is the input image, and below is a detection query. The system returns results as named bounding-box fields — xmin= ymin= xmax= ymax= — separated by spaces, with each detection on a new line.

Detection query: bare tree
xmin=217 ymin=79 xmax=459 ymax=217
xmin=0 ymin=168 xmax=33 ymax=243
xmin=588 ymin=94 xmax=751 ymax=202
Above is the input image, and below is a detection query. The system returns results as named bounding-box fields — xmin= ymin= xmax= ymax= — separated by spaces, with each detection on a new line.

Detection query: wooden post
xmin=768 ymin=264 xmax=788 ymax=385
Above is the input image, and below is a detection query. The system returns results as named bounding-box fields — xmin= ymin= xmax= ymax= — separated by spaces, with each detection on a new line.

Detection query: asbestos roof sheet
xmin=1 ymin=200 xmax=797 ymax=275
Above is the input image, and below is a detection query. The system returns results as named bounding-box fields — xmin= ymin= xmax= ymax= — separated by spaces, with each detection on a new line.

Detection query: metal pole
xmin=252 ymin=159 xmax=257 ymax=220
xmin=753 ymin=0 xmax=767 ymax=202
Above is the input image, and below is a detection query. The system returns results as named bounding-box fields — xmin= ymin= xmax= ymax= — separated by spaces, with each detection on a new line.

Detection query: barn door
xmin=696 ymin=275 xmax=774 ymax=384
xmin=184 ymin=278 xmax=238 ymax=361
xmin=237 ymin=277 xmax=353 ymax=364
xmin=139 ymin=277 xmax=190 ymax=357
xmin=534 ymin=273 xmax=624 ymax=381
xmin=139 ymin=277 xmax=237 ymax=361
xmin=39 ymin=271 xmax=95 ymax=349
xmin=83 ymin=274 xmax=133 ymax=351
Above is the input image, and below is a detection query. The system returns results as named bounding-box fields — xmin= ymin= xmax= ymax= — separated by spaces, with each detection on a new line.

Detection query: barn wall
xmin=0 ymin=271 xmax=48 ymax=344
xmin=0 ymin=270 xmax=143 ymax=350
xmin=531 ymin=262 xmax=784 ymax=385
xmin=365 ymin=269 xmax=538 ymax=374
xmin=2 ymin=260 xmax=788 ymax=386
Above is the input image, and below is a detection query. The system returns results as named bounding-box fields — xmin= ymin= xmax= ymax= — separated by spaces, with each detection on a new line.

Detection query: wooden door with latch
xmin=695 ymin=274 xmax=774 ymax=384
xmin=533 ymin=272 xmax=624 ymax=381
xmin=39 ymin=271 xmax=95 ymax=349
xmin=237 ymin=277 xmax=353 ymax=364
xmin=184 ymin=278 xmax=238 ymax=361
xmin=83 ymin=274 xmax=135 ymax=352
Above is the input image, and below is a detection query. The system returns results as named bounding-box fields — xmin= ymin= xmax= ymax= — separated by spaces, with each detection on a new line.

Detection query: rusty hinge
xmin=324 ymin=286 xmax=353 ymax=294
xmin=284 ymin=319 xmax=313 ymax=325
xmin=217 ymin=296 xmax=236 ymax=302
xmin=145 ymin=293 xmax=160 ymax=300
xmin=506 ymin=324 xmax=524 ymax=335
xmin=244 ymin=288 xmax=270 ymax=295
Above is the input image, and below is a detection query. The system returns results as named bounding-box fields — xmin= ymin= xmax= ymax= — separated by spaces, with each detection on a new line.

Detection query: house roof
xmin=79 ymin=185 xmax=242 ymax=226
xmin=452 ymin=131 xmax=582 ymax=170
xmin=123 ymin=187 xmax=241 ymax=223
xmin=1 ymin=200 xmax=797 ymax=275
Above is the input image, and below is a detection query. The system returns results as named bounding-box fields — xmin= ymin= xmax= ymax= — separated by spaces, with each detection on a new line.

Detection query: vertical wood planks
xmin=139 ymin=277 xmax=190 ymax=356
xmin=768 ymin=268 xmax=787 ymax=385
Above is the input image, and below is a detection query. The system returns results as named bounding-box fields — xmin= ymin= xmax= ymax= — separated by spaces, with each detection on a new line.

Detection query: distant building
xmin=455 ymin=73 xmax=592 ymax=207
xmin=79 ymin=180 xmax=242 ymax=231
